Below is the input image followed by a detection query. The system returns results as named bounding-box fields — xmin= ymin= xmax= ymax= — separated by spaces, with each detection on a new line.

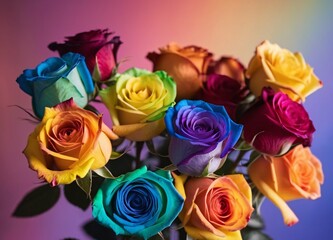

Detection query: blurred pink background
xmin=1 ymin=0 xmax=332 ymax=239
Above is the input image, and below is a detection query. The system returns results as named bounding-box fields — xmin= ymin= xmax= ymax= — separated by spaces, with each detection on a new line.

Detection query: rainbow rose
xmin=99 ymin=68 xmax=176 ymax=141
xmin=173 ymin=173 xmax=253 ymax=240
xmin=16 ymin=52 xmax=94 ymax=119
xmin=92 ymin=166 xmax=184 ymax=239
xmin=23 ymin=99 xmax=118 ymax=185
xmin=165 ymin=99 xmax=243 ymax=176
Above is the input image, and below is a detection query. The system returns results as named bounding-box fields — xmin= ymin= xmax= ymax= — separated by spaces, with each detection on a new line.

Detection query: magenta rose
xmin=240 ymin=87 xmax=315 ymax=155
xmin=48 ymin=29 xmax=122 ymax=81
xmin=196 ymin=73 xmax=248 ymax=120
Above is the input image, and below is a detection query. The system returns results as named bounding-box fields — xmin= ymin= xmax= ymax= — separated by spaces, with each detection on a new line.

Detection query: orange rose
xmin=147 ymin=42 xmax=213 ymax=100
xmin=173 ymin=173 xmax=253 ymax=240
xmin=248 ymin=145 xmax=324 ymax=226
xmin=209 ymin=56 xmax=246 ymax=87
xmin=23 ymin=99 xmax=118 ymax=185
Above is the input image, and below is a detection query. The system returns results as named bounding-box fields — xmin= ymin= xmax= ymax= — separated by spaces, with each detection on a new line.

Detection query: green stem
xmin=229 ymin=150 xmax=247 ymax=173
xmin=132 ymin=141 xmax=144 ymax=170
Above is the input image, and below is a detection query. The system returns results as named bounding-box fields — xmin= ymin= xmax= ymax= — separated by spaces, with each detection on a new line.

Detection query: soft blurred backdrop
xmin=1 ymin=0 xmax=332 ymax=239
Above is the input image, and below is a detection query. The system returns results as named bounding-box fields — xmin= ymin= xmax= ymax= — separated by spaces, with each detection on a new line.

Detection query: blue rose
xmin=165 ymin=99 xmax=243 ymax=176
xmin=16 ymin=52 xmax=94 ymax=118
xmin=92 ymin=166 xmax=184 ymax=239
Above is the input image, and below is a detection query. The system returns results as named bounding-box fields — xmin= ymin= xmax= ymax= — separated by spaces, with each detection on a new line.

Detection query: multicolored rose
xmin=246 ymin=40 xmax=322 ymax=102
xmin=165 ymin=99 xmax=243 ymax=176
xmin=49 ymin=29 xmax=122 ymax=82
xmin=92 ymin=166 xmax=184 ymax=239
xmin=16 ymin=52 xmax=94 ymax=119
xmin=173 ymin=173 xmax=253 ymax=240
xmin=23 ymin=99 xmax=118 ymax=185
xmin=147 ymin=42 xmax=213 ymax=100
xmin=99 ymin=68 xmax=176 ymax=141
xmin=240 ymin=87 xmax=315 ymax=155
xmin=248 ymin=145 xmax=323 ymax=226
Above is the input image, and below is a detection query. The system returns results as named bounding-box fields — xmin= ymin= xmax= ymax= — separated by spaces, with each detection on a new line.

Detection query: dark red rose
xmin=48 ymin=29 xmax=122 ymax=81
xmin=240 ymin=87 xmax=315 ymax=155
xmin=196 ymin=74 xmax=248 ymax=120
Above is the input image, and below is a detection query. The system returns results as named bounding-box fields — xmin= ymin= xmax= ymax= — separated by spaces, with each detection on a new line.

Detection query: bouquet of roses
xmin=13 ymin=29 xmax=324 ymax=240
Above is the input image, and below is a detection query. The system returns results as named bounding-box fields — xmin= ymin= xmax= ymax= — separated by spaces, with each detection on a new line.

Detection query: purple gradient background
xmin=1 ymin=1 xmax=332 ymax=239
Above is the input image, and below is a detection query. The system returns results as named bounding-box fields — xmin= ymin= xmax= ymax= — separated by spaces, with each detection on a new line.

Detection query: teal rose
xmin=16 ymin=52 xmax=94 ymax=119
xmin=92 ymin=166 xmax=184 ymax=239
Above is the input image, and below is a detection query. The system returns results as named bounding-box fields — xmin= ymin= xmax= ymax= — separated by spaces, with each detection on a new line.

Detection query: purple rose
xmin=240 ymin=87 xmax=315 ymax=155
xmin=164 ymin=99 xmax=243 ymax=176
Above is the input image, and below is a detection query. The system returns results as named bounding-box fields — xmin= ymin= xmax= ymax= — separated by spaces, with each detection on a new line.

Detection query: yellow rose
xmin=246 ymin=40 xmax=322 ymax=101
xmin=23 ymin=99 xmax=118 ymax=186
xmin=248 ymin=145 xmax=324 ymax=226
xmin=99 ymin=68 xmax=176 ymax=141
xmin=147 ymin=42 xmax=213 ymax=100
xmin=173 ymin=173 xmax=253 ymax=240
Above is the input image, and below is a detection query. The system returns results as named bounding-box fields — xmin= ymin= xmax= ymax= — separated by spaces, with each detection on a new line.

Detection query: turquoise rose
xmin=16 ymin=52 xmax=94 ymax=119
xmin=92 ymin=166 xmax=184 ymax=239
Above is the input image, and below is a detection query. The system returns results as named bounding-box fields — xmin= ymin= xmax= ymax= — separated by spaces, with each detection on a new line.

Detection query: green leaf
xmin=76 ymin=170 xmax=92 ymax=198
xmin=234 ymin=140 xmax=253 ymax=151
xmin=93 ymin=166 xmax=115 ymax=179
xmin=83 ymin=220 xmax=117 ymax=240
xmin=241 ymin=227 xmax=273 ymax=240
xmin=12 ymin=184 xmax=60 ymax=217
xmin=84 ymin=104 xmax=100 ymax=115
xmin=247 ymin=210 xmax=265 ymax=229
xmin=64 ymin=182 xmax=91 ymax=210
xmin=146 ymin=140 xmax=169 ymax=158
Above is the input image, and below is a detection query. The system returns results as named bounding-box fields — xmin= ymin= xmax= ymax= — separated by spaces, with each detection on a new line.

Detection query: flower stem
xmin=132 ymin=141 xmax=144 ymax=170
xmin=229 ymin=150 xmax=247 ymax=173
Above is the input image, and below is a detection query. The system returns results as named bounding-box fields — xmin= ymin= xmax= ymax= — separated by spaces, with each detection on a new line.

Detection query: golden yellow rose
xmin=23 ymin=99 xmax=118 ymax=185
xmin=248 ymin=145 xmax=323 ymax=226
xmin=147 ymin=42 xmax=213 ymax=100
xmin=99 ymin=68 xmax=176 ymax=141
xmin=246 ymin=40 xmax=322 ymax=101
xmin=173 ymin=173 xmax=253 ymax=240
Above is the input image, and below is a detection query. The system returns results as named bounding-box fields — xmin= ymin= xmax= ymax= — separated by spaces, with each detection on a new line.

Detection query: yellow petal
xmin=24 ymin=131 xmax=93 ymax=185
xmin=112 ymin=118 xmax=165 ymax=141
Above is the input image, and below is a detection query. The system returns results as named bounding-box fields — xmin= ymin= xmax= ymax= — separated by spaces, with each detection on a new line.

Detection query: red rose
xmin=240 ymin=87 xmax=315 ymax=155
xmin=196 ymin=73 xmax=248 ymax=120
xmin=48 ymin=29 xmax=122 ymax=81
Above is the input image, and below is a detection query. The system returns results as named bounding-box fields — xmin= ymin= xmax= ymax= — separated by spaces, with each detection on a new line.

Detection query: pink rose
xmin=48 ymin=29 xmax=122 ymax=81
xmin=240 ymin=87 xmax=315 ymax=155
